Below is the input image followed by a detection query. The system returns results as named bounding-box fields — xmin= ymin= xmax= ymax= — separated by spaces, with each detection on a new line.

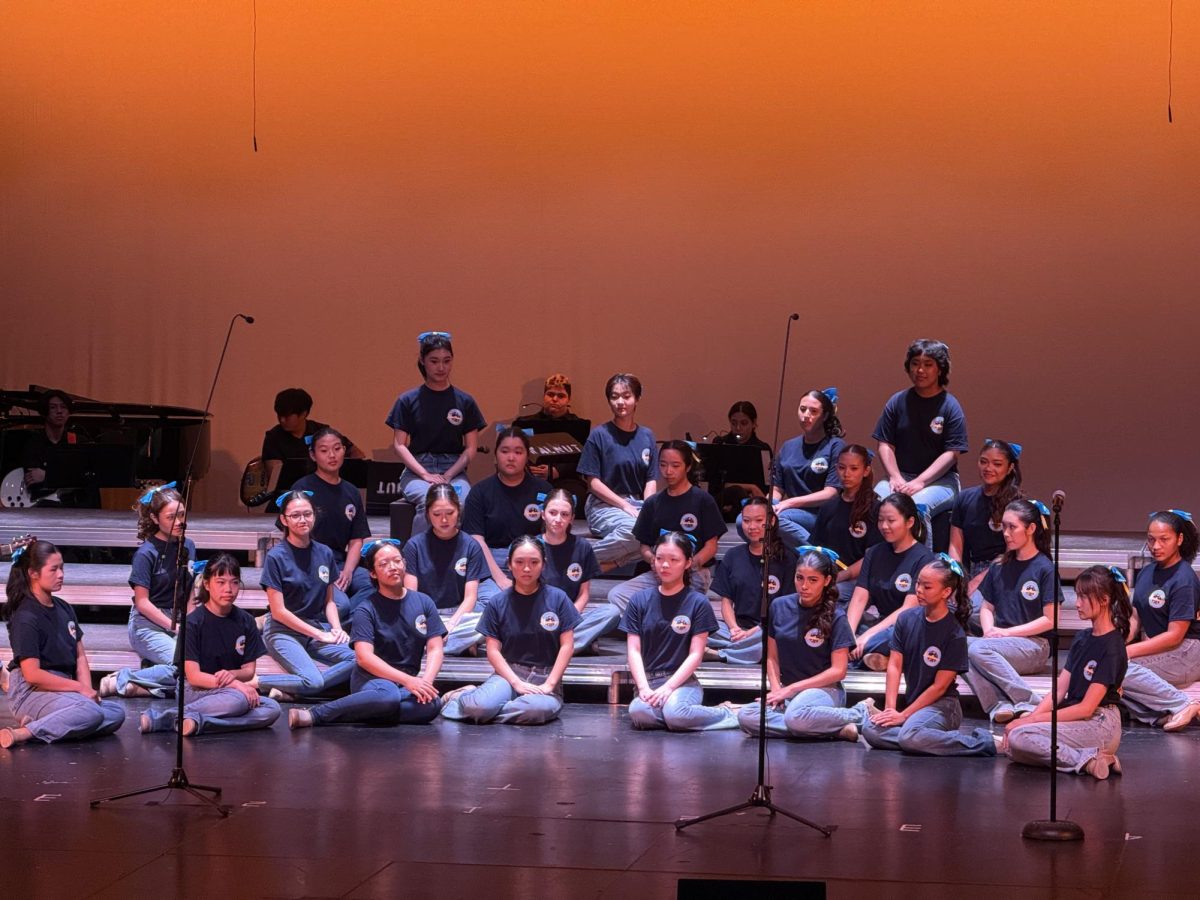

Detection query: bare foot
xmin=0 ymin=726 xmax=32 ymax=749
xmin=288 ymin=708 xmax=313 ymax=729
xmin=139 ymin=713 xmax=153 ymax=734
xmin=181 ymin=718 xmax=199 ymax=737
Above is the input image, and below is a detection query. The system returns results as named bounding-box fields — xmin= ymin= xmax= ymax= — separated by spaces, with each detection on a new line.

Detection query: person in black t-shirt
xmin=259 ymin=387 xmax=363 ymax=513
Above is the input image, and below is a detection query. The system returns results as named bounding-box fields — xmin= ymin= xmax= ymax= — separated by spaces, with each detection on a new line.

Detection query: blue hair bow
xmin=822 ymin=387 xmax=839 ymax=405
xmin=915 ymin=503 xmax=930 ymax=517
xmin=275 ymin=489 xmax=315 ymax=509
xmin=1107 ymin=565 xmax=1127 ymax=585
xmin=536 ymin=492 xmax=548 ymax=504
xmin=985 ymin=438 xmax=1022 ymax=459
xmin=361 ymin=538 xmax=403 ymax=558
xmin=304 ymin=435 xmax=314 ymax=446
xmin=1151 ymin=508 xmax=1194 ymax=523
xmin=495 ymin=423 xmax=531 ymax=435
xmin=417 ymin=330 xmax=452 ymax=344
xmin=138 ymin=481 xmax=177 ymax=505
xmin=659 ymin=528 xmax=698 ymax=547
xmin=1031 ymin=499 xmax=1050 ymax=516
xmin=11 ymin=545 xmax=26 ymax=563
xmin=190 ymin=560 xmax=208 ymax=576
xmin=936 ymin=552 xmax=965 ymax=579
xmin=797 ymin=545 xmax=841 ymax=564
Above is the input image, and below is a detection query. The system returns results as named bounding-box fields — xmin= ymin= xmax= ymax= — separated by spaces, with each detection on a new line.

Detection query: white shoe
xmin=288 ymin=708 xmax=313 ymax=729
xmin=268 ymin=688 xmax=296 ymax=703
xmin=1084 ymin=754 xmax=1110 ymax=781
xmin=99 ymin=673 xmax=120 ymax=698
xmin=1163 ymin=703 xmax=1199 ymax=733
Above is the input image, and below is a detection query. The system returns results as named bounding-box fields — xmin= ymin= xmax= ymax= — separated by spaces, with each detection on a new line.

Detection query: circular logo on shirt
xmin=1021 ymin=581 xmax=1041 ymax=601
xmin=894 ymin=573 xmax=913 ymax=592
xmin=767 ymin=575 xmax=781 ymax=594
xmin=344 ymin=503 xmax=356 ymax=522
xmin=235 ymin=635 xmax=247 ymax=656
xmin=988 ymin=518 xmax=1003 ymax=532
xmin=454 ymin=557 xmax=468 ymax=577
xmin=850 ymin=521 xmax=868 ymax=539
xmin=1148 ymin=589 xmax=1167 ymax=610
xmin=671 ymin=615 xmax=692 ymax=634
xmin=811 ymin=457 xmax=828 ymax=474
xmin=1084 ymin=659 xmax=1098 ymax=681
xmin=566 ymin=563 xmax=584 ymax=582
xmin=804 ymin=627 xmax=825 ymax=648
xmin=318 ymin=565 xmax=330 ymax=583
xmin=67 ymin=621 xmax=78 ymax=640
xmin=641 ymin=448 xmax=651 ymax=465
xmin=680 ymin=513 xmax=698 ymax=532
xmin=923 ymin=646 xmax=942 ymax=667
xmin=415 ymin=614 xmax=428 ymax=635
xmin=540 ymin=612 xmax=560 ymax=631
xmin=447 ymin=408 xmax=464 ymax=426
xmin=930 ymin=416 xmax=945 ymax=435
xmin=523 ymin=503 xmax=542 ymax=522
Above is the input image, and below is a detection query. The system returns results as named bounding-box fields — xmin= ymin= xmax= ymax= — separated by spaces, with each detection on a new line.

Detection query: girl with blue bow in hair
xmin=766 ymin=388 xmax=846 ymax=550
xmin=99 ymin=483 xmax=195 ymax=700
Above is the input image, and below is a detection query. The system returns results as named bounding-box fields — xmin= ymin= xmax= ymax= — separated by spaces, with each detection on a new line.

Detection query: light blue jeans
xmin=573 ymin=603 xmax=622 ymax=654
xmin=607 ymin=567 xmax=713 ymax=613
xmin=628 ymin=673 xmax=738 ymax=731
xmin=400 ymin=453 xmax=471 ymax=536
xmin=1008 ymin=705 xmax=1122 ymax=773
xmin=862 ymin=696 xmax=996 ymax=756
xmin=708 ymin=621 xmax=763 ymax=666
xmin=116 ymin=609 xmax=178 ymax=697
xmin=309 ymin=677 xmax=440 ymax=726
xmin=963 ymin=635 xmax=1048 ymax=717
xmin=334 ymin=568 xmax=375 ymax=620
xmin=142 ymin=686 xmax=281 ymax=735
xmin=738 ymin=685 xmax=872 ymax=739
xmin=6 ymin=670 xmax=125 ymax=744
xmin=585 ymin=495 xmax=643 ymax=567
xmin=874 ymin=473 xmax=960 ymax=549
xmin=257 ymin=616 xmax=357 ymax=698
xmin=1120 ymin=638 xmax=1200 ymax=726
xmin=440 ymin=609 xmax=485 ymax=656
xmin=441 ymin=665 xmax=563 ymax=725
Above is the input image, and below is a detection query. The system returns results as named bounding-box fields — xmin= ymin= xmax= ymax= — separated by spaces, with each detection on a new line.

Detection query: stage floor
xmin=0 ymin=701 xmax=1194 ymax=898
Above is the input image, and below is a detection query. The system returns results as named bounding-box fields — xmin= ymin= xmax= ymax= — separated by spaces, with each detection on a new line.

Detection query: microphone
xmin=238 ymin=314 xmax=255 ymax=324
xmin=789 ymin=313 xmax=799 ymax=321
xmin=1051 ymin=490 xmax=1066 ymax=513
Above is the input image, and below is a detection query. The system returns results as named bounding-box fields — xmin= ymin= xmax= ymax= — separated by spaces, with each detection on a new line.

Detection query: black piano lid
xmin=1 ymin=387 xmax=209 ymax=424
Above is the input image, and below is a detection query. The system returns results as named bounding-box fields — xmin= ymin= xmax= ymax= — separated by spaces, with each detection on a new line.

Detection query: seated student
xmin=872 ymin=339 xmax=969 ymax=548
xmin=515 ymin=374 xmax=588 ymax=510
xmin=289 ymin=540 xmax=445 ymax=729
xmin=260 ymin=387 xmax=363 ymax=513
xmin=140 ymin=554 xmax=281 ymax=736
xmin=291 ymin=427 xmax=373 ymax=618
xmin=863 ymin=556 xmax=996 ymax=757
xmin=387 ymin=332 xmax=487 ymax=533
xmin=20 ymin=389 xmax=98 ymax=508
xmin=1005 ymin=565 xmax=1131 ymax=779
xmin=441 ymin=536 xmax=580 ymax=726
xmin=810 ymin=444 xmax=884 ymax=604
xmin=607 ymin=440 xmax=726 ymax=612
xmin=717 ymin=401 xmax=771 ymax=453
xmin=403 ymin=484 xmax=501 ymax=655
xmin=463 ymin=426 xmax=553 ymax=590
xmin=949 ymin=439 xmax=1023 ymax=613
xmin=962 ymin=500 xmax=1059 ymax=723
xmin=766 ymin=389 xmax=845 ymax=550
xmin=708 ymin=497 xmax=798 ymax=666
xmin=1118 ymin=510 xmax=1200 ymax=732
xmin=738 ymin=547 xmax=876 ymax=741
xmin=621 ymin=531 xmax=739 ymax=731
xmin=256 ymin=490 xmax=357 ymax=701
xmin=100 ymin=484 xmax=195 ymax=699
xmin=846 ymin=493 xmax=936 ymax=671
xmin=539 ymin=489 xmax=621 ymax=654
xmin=1 ymin=541 xmax=125 ymax=749
xmin=578 ymin=373 xmax=658 ymax=570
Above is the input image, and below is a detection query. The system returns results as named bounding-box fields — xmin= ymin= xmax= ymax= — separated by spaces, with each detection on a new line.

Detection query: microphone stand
xmin=1022 ymin=493 xmax=1083 ymax=841
xmin=676 ymin=313 xmax=835 ymax=837
xmin=91 ymin=313 xmax=254 ymax=817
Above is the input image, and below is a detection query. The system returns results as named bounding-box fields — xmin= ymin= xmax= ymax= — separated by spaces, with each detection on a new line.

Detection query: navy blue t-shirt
xmin=477 ymin=584 xmax=582 ymax=668
xmin=872 ymin=388 xmax=968 ymax=477
xmin=291 ymin=474 xmax=371 ymax=567
xmin=129 ymin=537 xmax=197 ymax=612
xmin=979 ymin=554 xmax=1060 ymax=630
xmin=1063 ymin=628 xmax=1127 ymax=708
xmin=262 ymin=419 xmax=356 ymax=462
xmin=184 ymin=605 xmax=267 ymax=674
xmin=541 ymin=535 xmax=602 ymax=604
xmin=811 ymin=495 xmax=883 ymax=566
xmin=891 ymin=607 xmax=968 ymax=703
xmin=349 ymin=590 xmax=447 ymax=680
xmin=261 ymin=539 xmax=336 ymax=624
xmin=7 ymin=596 xmax=81 ymax=679
xmin=385 ymin=385 xmax=486 ymax=456
xmin=769 ymin=597 xmax=855 ymax=684
xmin=402 ymin=530 xmax=491 ymax=610
xmin=772 ymin=435 xmax=845 ymax=498
xmin=620 ymin=587 xmax=718 ymax=674
xmin=462 ymin=473 xmax=553 ymax=549
xmin=631 ymin=486 xmax=726 ymax=551
xmin=577 ymin=423 xmax=658 ymax=498
xmin=1132 ymin=561 xmax=1200 ymax=641
xmin=711 ymin=544 xmax=798 ymax=628
xmin=950 ymin=485 xmax=1006 ymax=565
xmin=855 ymin=542 xmax=936 ymax=618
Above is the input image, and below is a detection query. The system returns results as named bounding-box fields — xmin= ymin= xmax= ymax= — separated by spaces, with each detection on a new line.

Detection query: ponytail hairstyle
xmin=1148 ymin=510 xmax=1199 ymax=563
xmin=795 ymin=547 xmax=840 ymax=640
xmin=417 ymin=331 xmax=454 ymax=378
xmin=2 ymin=540 xmax=61 ymax=622
xmin=980 ymin=439 xmax=1024 ymax=528
xmin=134 ymin=484 xmax=185 ymax=542
xmin=741 ymin=496 xmax=783 ymax=558
xmin=929 ymin=554 xmax=971 ymax=630
xmin=195 ymin=552 xmax=242 ymax=604
xmin=494 ymin=425 xmax=532 ymax=454
xmin=360 ymin=538 xmax=404 ymax=584
xmin=604 ymin=372 xmax=643 ymax=401
xmin=423 ymin=483 xmax=463 ymax=522
xmin=837 ymin=444 xmax=877 ymax=528
xmin=542 ymin=487 xmax=577 ymax=521
xmin=800 ymin=388 xmax=845 ymax=439
xmin=653 ymin=530 xmax=697 ymax=589
xmin=1003 ymin=499 xmax=1051 ymax=561
xmin=276 ymin=490 xmax=317 ymax=537
xmin=308 ymin=425 xmax=348 ymax=455
xmin=506 ymin=534 xmax=546 ymax=586
xmin=660 ymin=438 xmax=702 ymax=486
xmin=905 ymin=338 xmax=952 ymax=387
xmin=1074 ymin=565 xmax=1134 ymax=640
xmin=880 ymin=492 xmax=926 ymax=545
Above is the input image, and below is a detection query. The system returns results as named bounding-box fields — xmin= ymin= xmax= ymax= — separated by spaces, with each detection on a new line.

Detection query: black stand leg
xmin=676 ymin=784 xmax=836 ymax=835
xmin=91 ymin=767 xmax=229 ymax=816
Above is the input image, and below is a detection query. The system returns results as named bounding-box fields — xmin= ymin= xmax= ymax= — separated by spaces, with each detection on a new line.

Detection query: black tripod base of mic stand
xmin=675 ymin=783 xmax=836 ymax=836
xmin=1022 ymin=818 xmax=1084 ymax=842
xmin=91 ymin=767 xmax=229 ymax=817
